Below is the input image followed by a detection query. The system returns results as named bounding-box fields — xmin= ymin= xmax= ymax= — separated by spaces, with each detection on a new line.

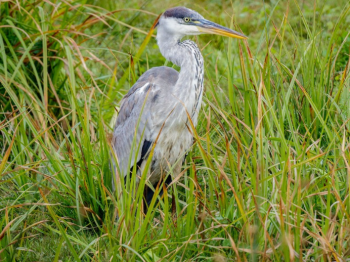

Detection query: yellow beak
xmin=196 ymin=19 xmax=247 ymax=39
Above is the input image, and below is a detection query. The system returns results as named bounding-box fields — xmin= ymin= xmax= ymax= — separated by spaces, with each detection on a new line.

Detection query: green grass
xmin=1 ymin=0 xmax=350 ymax=261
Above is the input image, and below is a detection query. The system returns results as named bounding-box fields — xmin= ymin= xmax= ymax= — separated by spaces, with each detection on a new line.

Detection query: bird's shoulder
xmin=116 ymin=66 xmax=179 ymax=125
xmin=124 ymin=66 xmax=179 ymax=99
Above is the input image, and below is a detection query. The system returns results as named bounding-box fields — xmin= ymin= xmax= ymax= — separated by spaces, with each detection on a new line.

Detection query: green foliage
xmin=1 ymin=0 xmax=350 ymax=261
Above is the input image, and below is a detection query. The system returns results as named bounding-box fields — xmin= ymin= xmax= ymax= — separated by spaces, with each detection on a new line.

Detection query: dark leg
xmin=143 ymin=184 xmax=155 ymax=212
xmin=143 ymin=174 xmax=173 ymax=213
xmin=158 ymin=174 xmax=173 ymax=197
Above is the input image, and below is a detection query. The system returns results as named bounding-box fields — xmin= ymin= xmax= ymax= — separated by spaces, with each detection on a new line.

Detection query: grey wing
xmin=112 ymin=66 xmax=179 ymax=178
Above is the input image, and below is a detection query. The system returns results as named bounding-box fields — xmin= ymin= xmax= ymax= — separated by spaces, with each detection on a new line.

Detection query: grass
xmin=1 ymin=0 xmax=350 ymax=261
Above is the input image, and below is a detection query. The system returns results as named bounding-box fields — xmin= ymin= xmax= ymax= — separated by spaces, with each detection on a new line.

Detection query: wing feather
xmin=112 ymin=66 xmax=179 ymax=178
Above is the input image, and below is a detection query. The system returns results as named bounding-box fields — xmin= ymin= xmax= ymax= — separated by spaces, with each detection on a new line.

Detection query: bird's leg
xmin=142 ymin=158 xmax=184 ymax=216
xmin=143 ymin=172 xmax=172 ymax=213
xmin=143 ymin=183 xmax=153 ymax=214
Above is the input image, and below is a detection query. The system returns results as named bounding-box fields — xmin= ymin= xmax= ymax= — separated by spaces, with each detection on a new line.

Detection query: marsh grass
xmin=1 ymin=0 xmax=350 ymax=261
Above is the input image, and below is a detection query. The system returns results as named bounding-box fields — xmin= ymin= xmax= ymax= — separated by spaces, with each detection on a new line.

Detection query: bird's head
xmin=154 ymin=6 xmax=247 ymax=41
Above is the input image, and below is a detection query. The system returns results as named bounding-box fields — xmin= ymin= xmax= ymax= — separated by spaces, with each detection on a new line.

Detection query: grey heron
xmin=112 ymin=6 xmax=246 ymax=208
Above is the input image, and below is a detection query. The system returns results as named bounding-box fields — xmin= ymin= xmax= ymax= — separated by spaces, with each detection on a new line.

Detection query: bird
xmin=111 ymin=6 xmax=246 ymax=208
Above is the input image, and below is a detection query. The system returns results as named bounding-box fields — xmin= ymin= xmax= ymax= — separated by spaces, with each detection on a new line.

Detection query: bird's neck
xmin=157 ymin=34 xmax=204 ymax=121
xmin=157 ymin=34 xmax=204 ymax=73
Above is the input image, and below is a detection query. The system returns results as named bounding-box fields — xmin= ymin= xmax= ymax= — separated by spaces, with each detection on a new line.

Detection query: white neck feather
xmin=156 ymin=22 xmax=204 ymax=124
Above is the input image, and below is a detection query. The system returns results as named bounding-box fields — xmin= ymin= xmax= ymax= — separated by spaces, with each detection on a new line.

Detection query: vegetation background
xmin=1 ymin=0 xmax=350 ymax=261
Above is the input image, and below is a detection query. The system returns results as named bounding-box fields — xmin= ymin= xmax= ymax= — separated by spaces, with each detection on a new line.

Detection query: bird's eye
xmin=184 ymin=17 xmax=191 ymax=23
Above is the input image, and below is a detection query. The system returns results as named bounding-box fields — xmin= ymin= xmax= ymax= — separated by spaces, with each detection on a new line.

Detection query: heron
xmin=112 ymin=6 xmax=246 ymax=208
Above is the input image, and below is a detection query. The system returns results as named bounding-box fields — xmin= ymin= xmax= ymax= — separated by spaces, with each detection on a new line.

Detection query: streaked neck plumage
xmin=156 ymin=26 xmax=204 ymax=124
